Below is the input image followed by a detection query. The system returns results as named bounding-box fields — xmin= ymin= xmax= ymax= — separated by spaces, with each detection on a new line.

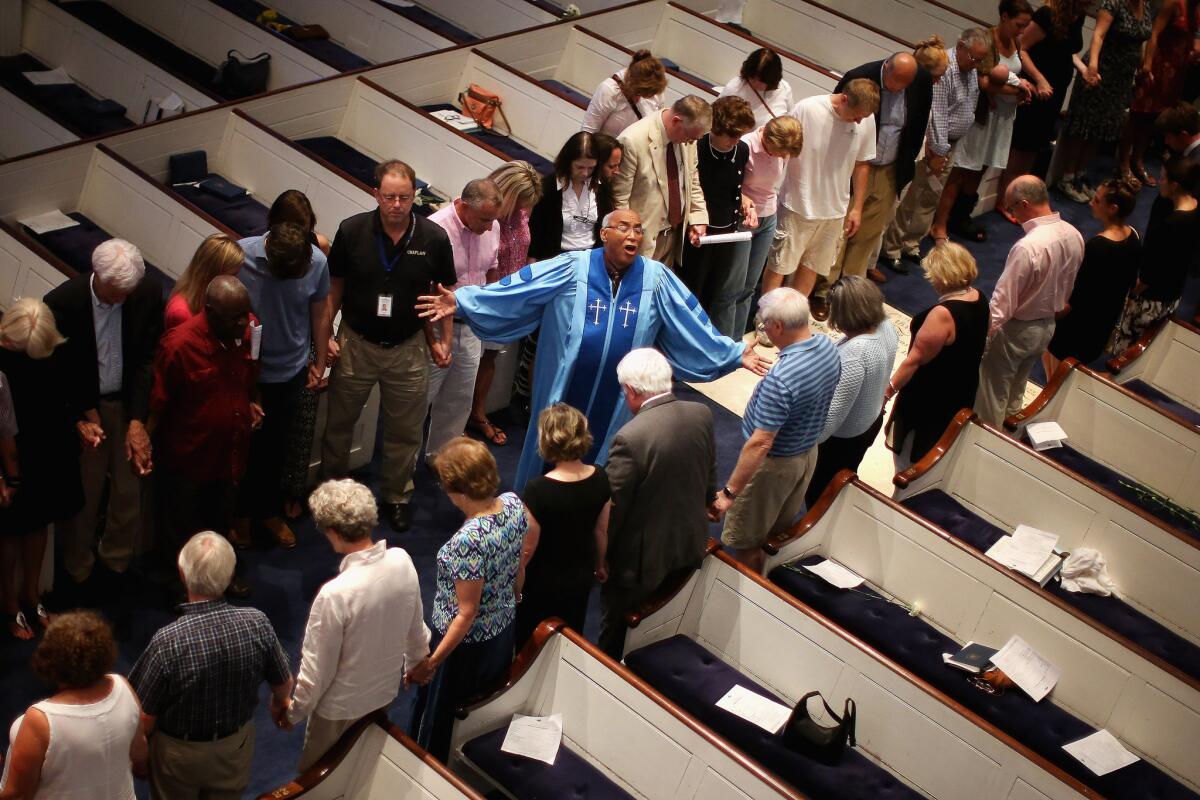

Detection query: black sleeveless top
xmin=892 ymin=291 xmax=990 ymax=462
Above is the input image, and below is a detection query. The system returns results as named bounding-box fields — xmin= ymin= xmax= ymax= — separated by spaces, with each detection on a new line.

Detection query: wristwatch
xmin=722 ymin=486 xmax=737 ymax=500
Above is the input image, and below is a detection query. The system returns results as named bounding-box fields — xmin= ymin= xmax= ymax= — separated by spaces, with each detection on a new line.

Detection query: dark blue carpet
xmin=0 ymin=384 xmax=746 ymax=798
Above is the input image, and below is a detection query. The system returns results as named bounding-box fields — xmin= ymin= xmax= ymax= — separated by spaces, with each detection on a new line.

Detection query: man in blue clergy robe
xmin=417 ymin=208 xmax=771 ymax=490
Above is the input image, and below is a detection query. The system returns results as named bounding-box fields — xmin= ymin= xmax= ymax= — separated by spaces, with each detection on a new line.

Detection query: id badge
xmin=376 ymin=294 xmax=394 ymax=318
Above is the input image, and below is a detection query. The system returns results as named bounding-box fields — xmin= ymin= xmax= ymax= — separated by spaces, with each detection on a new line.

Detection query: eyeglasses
xmin=571 ymin=214 xmax=597 ymax=224
xmin=379 ymin=194 xmax=413 ymax=205
xmin=957 ymin=43 xmax=984 ymax=64
xmin=605 ymin=223 xmax=644 ymax=235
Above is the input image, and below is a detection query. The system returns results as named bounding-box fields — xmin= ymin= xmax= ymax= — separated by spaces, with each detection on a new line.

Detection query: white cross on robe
xmin=589 ymin=298 xmax=607 ymax=325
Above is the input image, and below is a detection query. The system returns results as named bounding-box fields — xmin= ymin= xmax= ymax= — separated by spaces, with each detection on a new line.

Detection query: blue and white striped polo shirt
xmin=743 ymin=334 xmax=841 ymax=456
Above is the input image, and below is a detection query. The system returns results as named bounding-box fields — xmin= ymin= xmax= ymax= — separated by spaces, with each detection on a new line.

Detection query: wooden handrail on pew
xmin=456 ymin=619 xmax=808 ymax=799
xmin=1005 ymin=356 xmax=1200 ymax=433
xmin=782 ymin=467 xmax=1200 ymax=691
xmin=469 ymin=48 xmax=588 ymax=110
xmin=662 ymin=3 xmax=842 ymax=81
xmin=355 ymin=77 xmax=513 ymax=163
xmin=897 ymin=410 xmax=1200 ymax=553
xmin=256 ymin=709 xmax=486 ymax=799
xmin=709 ymin=541 xmax=1099 ymax=798
xmin=624 ymin=539 xmax=722 ymax=627
xmin=573 ymin=26 xmax=719 ymax=96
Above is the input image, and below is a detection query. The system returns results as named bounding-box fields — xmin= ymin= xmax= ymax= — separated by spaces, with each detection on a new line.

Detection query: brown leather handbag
xmin=459 ymin=84 xmax=511 ymax=136
xmin=284 ymin=24 xmax=330 ymax=40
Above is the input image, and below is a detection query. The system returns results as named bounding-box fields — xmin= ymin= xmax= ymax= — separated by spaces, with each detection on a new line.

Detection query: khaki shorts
xmin=766 ymin=208 xmax=843 ymax=277
xmin=721 ymin=448 xmax=818 ymax=551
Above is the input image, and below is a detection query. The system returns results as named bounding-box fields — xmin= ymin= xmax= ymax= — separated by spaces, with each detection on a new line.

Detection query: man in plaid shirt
xmin=131 ymin=532 xmax=293 ymax=799
xmin=880 ymin=27 xmax=990 ymax=272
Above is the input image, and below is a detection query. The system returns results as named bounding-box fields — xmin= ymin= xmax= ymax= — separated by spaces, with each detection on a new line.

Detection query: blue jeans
xmin=710 ymin=214 xmax=777 ymax=339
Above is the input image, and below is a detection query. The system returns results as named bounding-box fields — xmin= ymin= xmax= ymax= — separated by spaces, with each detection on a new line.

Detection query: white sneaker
xmin=755 ymin=321 xmax=772 ymax=348
xmin=1056 ymin=179 xmax=1089 ymax=203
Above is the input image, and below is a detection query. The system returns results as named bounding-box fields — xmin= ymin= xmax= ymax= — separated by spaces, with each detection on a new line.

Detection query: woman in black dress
xmin=1111 ymin=157 xmax=1200 ymax=352
xmin=0 ymin=299 xmax=82 ymax=639
xmin=515 ymin=403 xmax=611 ymax=646
xmin=999 ymin=0 xmax=1089 ymax=217
xmin=884 ymin=243 xmax=990 ymax=470
xmin=1044 ymin=177 xmax=1141 ymax=376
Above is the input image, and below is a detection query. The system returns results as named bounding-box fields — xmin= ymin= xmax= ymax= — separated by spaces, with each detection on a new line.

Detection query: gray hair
xmin=92 ymin=238 xmax=145 ymax=293
xmin=827 ymin=276 xmax=887 ymax=334
xmin=308 ymin=479 xmax=378 ymax=542
xmin=672 ymin=95 xmax=713 ymax=133
xmin=461 ymin=178 xmax=502 ymax=208
xmin=616 ymin=347 xmax=672 ymax=396
xmin=1007 ymin=175 xmax=1049 ymax=207
xmin=959 ymin=26 xmax=990 ymax=50
xmin=177 ymin=532 xmax=235 ymax=597
xmin=757 ymin=287 xmax=810 ymax=330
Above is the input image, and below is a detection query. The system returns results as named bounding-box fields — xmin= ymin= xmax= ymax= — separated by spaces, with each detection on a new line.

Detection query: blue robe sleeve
xmin=651 ymin=264 xmax=746 ymax=381
xmin=455 ymin=253 xmax=578 ymax=343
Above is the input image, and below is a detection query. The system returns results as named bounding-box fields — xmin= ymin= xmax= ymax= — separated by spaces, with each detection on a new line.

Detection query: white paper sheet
xmin=986 ymin=525 xmax=1058 ymax=577
xmin=715 ymin=685 xmax=792 ymax=734
xmin=23 ymin=67 xmax=73 ymax=85
xmin=249 ymin=323 xmax=262 ymax=361
xmin=1062 ymin=729 xmax=1140 ymax=776
xmin=698 ymin=231 xmax=753 ymax=245
xmin=802 ymin=559 xmax=864 ymax=589
xmin=18 ymin=209 xmax=79 ymax=234
xmin=990 ymin=635 xmax=1061 ymax=702
xmin=500 ymin=713 xmax=562 ymax=765
xmin=1026 ymin=420 xmax=1067 ymax=450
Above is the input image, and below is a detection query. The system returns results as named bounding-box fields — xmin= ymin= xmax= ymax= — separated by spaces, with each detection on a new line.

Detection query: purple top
xmin=496 ymin=208 xmax=532 ymax=280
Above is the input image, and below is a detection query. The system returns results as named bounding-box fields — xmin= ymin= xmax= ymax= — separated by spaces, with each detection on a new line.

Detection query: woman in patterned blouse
xmin=407 ymin=437 xmax=530 ymax=760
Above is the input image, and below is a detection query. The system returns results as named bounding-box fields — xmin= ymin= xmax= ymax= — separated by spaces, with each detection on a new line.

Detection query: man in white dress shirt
xmin=286 ymin=479 xmax=430 ymax=770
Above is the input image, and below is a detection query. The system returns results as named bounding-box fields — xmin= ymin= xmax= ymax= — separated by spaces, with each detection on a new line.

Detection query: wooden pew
xmin=250 ymin=0 xmax=455 ymax=64
xmin=450 ymin=620 xmax=803 ymax=799
xmin=257 ymin=711 xmax=484 ymax=800
xmin=0 ymin=87 xmax=76 ymax=162
xmin=624 ymin=545 xmax=1096 ymax=799
xmin=893 ymin=410 xmax=1200 ymax=648
xmin=1006 ymin=358 xmax=1200 ymax=523
xmin=410 ymin=0 xmax=558 ymax=39
xmin=762 ymin=476 xmax=1200 ymax=797
xmin=1107 ymin=318 xmax=1200 ymax=424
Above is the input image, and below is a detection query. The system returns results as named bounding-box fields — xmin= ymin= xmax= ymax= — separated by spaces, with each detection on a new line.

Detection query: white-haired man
xmin=599 ymin=347 xmax=716 ymax=659
xmin=45 ymin=238 xmax=163 ymax=587
xmin=285 ymin=479 xmax=430 ymax=770
xmin=711 ymin=288 xmax=840 ymax=573
xmin=130 ymin=532 xmax=292 ymax=799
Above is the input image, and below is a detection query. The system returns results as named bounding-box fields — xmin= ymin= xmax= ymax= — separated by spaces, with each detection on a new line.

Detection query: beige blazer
xmin=611 ymin=111 xmax=708 ymax=261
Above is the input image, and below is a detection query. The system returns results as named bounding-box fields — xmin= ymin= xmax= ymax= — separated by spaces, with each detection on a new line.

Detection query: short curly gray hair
xmin=308 ymin=479 xmax=378 ymax=542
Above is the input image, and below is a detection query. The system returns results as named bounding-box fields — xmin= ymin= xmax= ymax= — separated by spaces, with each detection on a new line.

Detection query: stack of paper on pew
xmin=1062 ymin=729 xmax=1140 ymax=776
xmin=500 ymin=713 xmax=562 ymax=765
xmin=985 ymin=524 xmax=1068 ymax=586
xmin=943 ymin=641 xmax=997 ymax=674
xmin=23 ymin=67 xmax=74 ymax=85
xmin=715 ymin=684 xmax=792 ymax=734
xmin=1026 ymin=420 xmax=1067 ymax=451
xmin=19 ymin=209 xmax=80 ymax=234
xmin=430 ymin=109 xmax=480 ymax=133
xmin=802 ymin=559 xmax=864 ymax=589
xmin=990 ymin=635 xmax=1060 ymax=702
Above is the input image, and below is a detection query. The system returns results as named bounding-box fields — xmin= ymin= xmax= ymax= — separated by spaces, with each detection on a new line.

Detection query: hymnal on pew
xmin=431 ymin=109 xmax=480 ymax=133
xmin=985 ymin=525 xmax=1067 ymax=586
xmin=1026 ymin=421 xmax=1067 ymax=450
xmin=943 ymin=641 xmax=997 ymax=674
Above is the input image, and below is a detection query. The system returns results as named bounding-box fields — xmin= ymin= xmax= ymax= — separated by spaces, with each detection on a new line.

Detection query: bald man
xmin=815 ymin=52 xmax=933 ymax=313
xmin=149 ymin=275 xmax=262 ymax=598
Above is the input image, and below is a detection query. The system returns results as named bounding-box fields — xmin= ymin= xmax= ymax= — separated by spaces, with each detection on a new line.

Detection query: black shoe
xmin=900 ymin=249 xmax=922 ymax=265
xmin=880 ymin=257 xmax=909 ymax=275
xmin=225 ymin=576 xmax=252 ymax=599
xmin=385 ymin=503 xmax=411 ymax=533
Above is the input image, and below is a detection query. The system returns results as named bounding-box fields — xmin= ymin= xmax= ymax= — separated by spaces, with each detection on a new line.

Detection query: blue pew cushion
xmin=199 ymin=175 xmax=247 ymax=201
xmin=381 ymin=2 xmax=477 ymax=44
xmin=0 ymin=53 xmax=135 ymax=137
xmin=462 ymin=725 xmax=633 ymax=799
xmin=900 ymin=490 xmax=1200 ymax=681
xmin=173 ymin=173 xmax=269 ymax=238
xmin=541 ymin=79 xmax=589 ymax=106
xmin=21 ymin=212 xmax=175 ymax=300
xmin=296 ymin=136 xmax=378 ymax=189
xmin=624 ymin=635 xmax=923 ymax=800
xmin=1123 ymin=380 xmax=1200 ymax=428
xmin=421 ymin=104 xmax=555 ymax=175
xmin=207 ymin=0 xmax=370 ymax=72
xmin=768 ymin=557 xmax=1200 ymax=799
xmin=52 ymin=1 xmax=223 ymax=100
xmin=1032 ymin=443 xmax=1200 ymax=541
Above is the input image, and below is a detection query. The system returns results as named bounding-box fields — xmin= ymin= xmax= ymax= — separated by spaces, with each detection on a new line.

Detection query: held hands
xmin=270 ymin=694 xmax=293 ymax=731
xmin=250 ymin=402 xmax=265 ymax=430
xmin=594 ymin=561 xmax=609 ymax=584
xmin=707 ymin=491 xmax=734 ymax=522
xmin=430 ymin=340 xmax=453 ymax=369
xmin=843 ymin=208 xmax=862 ymax=239
xmin=925 ymin=152 xmax=948 ymax=176
xmin=404 ymin=657 xmax=436 ymax=688
xmin=687 ymin=224 xmax=707 ymax=247
xmin=125 ymin=421 xmax=153 ymax=477
xmin=306 ymin=362 xmax=329 ymax=391
xmin=741 ymin=343 xmax=771 ymax=376
xmin=326 ymin=336 xmax=341 ymax=365
xmin=1035 ymin=78 xmax=1053 ymax=101
xmin=416 ymin=284 xmax=457 ymax=323
xmin=1084 ymin=66 xmax=1100 ymax=88
xmin=741 ymin=197 xmax=759 ymax=230
xmin=77 ymin=419 xmax=105 ymax=449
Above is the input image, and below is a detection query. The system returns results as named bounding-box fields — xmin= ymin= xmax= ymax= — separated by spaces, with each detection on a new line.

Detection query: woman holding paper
xmin=883 ymin=242 xmax=989 ymax=470
xmin=407 ymin=437 xmax=529 ymax=761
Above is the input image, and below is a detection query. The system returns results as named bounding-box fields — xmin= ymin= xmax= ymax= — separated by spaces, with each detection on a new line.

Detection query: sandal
xmin=1116 ymin=169 xmax=1141 ymax=189
xmin=24 ymin=602 xmax=50 ymax=629
xmin=6 ymin=611 xmax=33 ymax=641
xmin=468 ymin=417 xmax=508 ymax=446
xmin=1131 ymin=165 xmax=1156 ymax=187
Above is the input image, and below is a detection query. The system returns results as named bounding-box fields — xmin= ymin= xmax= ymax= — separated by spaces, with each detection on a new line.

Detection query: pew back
xmin=263 ymin=0 xmax=455 ymax=64
xmin=1110 ymin=320 xmax=1200 ymax=413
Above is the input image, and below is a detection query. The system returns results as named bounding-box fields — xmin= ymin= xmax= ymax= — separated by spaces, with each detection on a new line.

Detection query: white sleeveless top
xmin=1 ymin=675 xmax=139 ymax=799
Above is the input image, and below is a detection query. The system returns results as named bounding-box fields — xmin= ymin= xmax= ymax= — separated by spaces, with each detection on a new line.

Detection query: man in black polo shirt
xmin=321 ymin=160 xmax=455 ymax=531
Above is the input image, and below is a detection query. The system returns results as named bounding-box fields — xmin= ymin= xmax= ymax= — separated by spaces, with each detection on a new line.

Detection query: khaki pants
xmin=649 ymin=225 xmax=680 ymax=266
xmin=322 ymin=326 xmax=428 ymax=505
xmin=881 ymin=147 xmax=955 ymax=260
xmin=721 ymin=448 xmax=818 ymax=551
xmin=297 ymin=713 xmax=359 ymax=772
xmin=59 ymin=398 xmax=142 ymax=582
xmin=826 ymin=163 xmax=898 ymax=290
xmin=975 ymin=317 xmax=1056 ymax=426
xmin=148 ymin=721 xmax=254 ymax=800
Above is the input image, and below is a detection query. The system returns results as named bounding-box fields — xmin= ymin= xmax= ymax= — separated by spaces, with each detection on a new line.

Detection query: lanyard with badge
xmin=376 ymin=212 xmax=415 ymax=318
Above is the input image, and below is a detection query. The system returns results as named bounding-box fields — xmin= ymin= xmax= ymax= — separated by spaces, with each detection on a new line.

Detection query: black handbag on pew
xmin=782 ymin=691 xmax=856 ymax=765
xmin=213 ymin=50 xmax=271 ymax=99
